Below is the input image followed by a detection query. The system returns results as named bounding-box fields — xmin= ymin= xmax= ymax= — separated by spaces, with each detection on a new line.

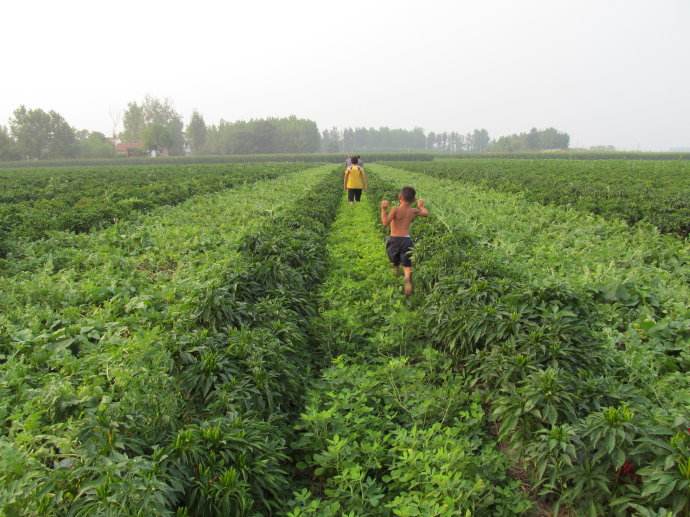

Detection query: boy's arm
xmin=343 ymin=169 xmax=349 ymax=190
xmin=415 ymin=199 xmax=429 ymax=217
xmin=380 ymin=200 xmax=395 ymax=226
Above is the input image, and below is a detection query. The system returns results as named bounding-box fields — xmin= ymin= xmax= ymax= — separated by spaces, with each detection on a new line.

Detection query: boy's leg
xmin=386 ymin=238 xmax=400 ymax=274
xmin=354 ymin=189 xmax=362 ymax=202
xmin=403 ymin=267 xmax=413 ymax=296
xmin=401 ymin=238 xmax=414 ymax=296
xmin=347 ymin=189 xmax=354 ymax=203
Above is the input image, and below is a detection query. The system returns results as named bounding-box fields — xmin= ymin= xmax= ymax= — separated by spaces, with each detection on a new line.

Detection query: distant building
xmin=150 ymin=147 xmax=169 ymax=158
xmin=115 ymin=141 xmax=144 ymax=157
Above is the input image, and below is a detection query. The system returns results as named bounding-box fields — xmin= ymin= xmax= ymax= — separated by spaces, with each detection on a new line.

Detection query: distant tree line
xmin=0 ymin=99 xmax=321 ymax=160
xmin=196 ymin=115 xmax=320 ymax=154
xmin=115 ymin=102 xmax=320 ymax=155
xmin=489 ymin=127 xmax=570 ymax=152
xmin=0 ymin=98 xmax=571 ymax=161
xmin=0 ymin=106 xmax=114 ymax=161
xmin=320 ymin=127 xmax=569 ymax=154
xmin=320 ymin=127 xmax=493 ymax=153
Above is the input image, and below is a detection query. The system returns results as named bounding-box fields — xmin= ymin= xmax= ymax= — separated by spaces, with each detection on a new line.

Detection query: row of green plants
xmin=0 ymin=163 xmax=307 ymax=256
xmin=0 ymin=166 xmax=342 ymax=515
xmin=437 ymin=151 xmax=690 ymax=161
xmin=288 ymin=192 xmax=531 ymax=516
xmin=372 ymin=164 xmax=690 ymax=515
xmin=386 ymin=158 xmax=690 ymax=236
xmin=0 ymin=152 xmax=434 ymax=169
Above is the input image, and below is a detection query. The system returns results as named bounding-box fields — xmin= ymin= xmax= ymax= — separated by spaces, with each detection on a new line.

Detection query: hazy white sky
xmin=1 ymin=0 xmax=688 ymax=150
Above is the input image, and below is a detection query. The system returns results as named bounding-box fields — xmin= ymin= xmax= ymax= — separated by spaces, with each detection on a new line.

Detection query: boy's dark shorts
xmin=386 ymin=236 xmax=414 ymax=267
xmin=347 ymin=188 xmax=362 ymax=202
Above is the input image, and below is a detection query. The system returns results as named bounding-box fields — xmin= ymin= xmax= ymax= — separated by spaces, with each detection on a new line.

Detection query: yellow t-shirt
xmin=346 ymin=165 xmax=365 ymax=189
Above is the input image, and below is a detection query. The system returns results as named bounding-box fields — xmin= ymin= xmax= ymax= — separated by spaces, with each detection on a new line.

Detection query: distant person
xmin=344 ymin=156 xmax=368 ymax=203
xmin=380 ymin=186 xmax=429 ymax=296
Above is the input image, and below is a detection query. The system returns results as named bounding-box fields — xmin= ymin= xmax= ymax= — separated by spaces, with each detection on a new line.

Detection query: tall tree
xmin=76 ymin=130 xmax=115 ymax=158
xmin=0 ymin=125 xmax=19 ymax=161
xmin=526 ymin=127 xmax=540 ymax=150
xmin=9 ymin=106 xmax=77 ymax=159
xmin=142 ymin=96 xmax=184 ymax=155
xmin=121 ymin=102 xmax=145 ymax=143
xmin=426 ymin=132 xmax=436 ymax=150
xmin=471 ymin=129 xmax=490 ymax=152
xmin=10 ymin=106 xmax=51 ymax=159
xmin=186 ymin=110 xmax=207 ymax=153
xmin=122 ymin=97 xmax=184 ymax=155
xmin=48 ymin=113 xmax=78 ymax=158
xmin=321 ymin=128 xmax=340 ymax=152
xmin=490 ymin=127 xmax=569 ymax=152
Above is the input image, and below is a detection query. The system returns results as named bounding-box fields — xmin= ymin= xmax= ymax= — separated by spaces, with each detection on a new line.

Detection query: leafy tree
xmin=321 ymin=128 xmax=341 ymax=153
xmin=471 ymin=129 xmax=490 ymax=152
xmin=122 ymin=97 xmax=184 ymax=155
xmin=205 ymin=116 xmax=321 ymax=155
xmin=142 ymin=96 xmax=184 ymax=155
xmin=10 ymin=106 xmax=51 ymax=159
xmin=143 ymin=123 xmax=173 ymax=154
xmin=186 ymin=110 xmax=207 ymax=153
xmin=121 ymin=102 xmax=145 ymax=143
xmin=526 ymin=127 xmax=540 ymax=150
xmin=540 ymin=127 xmax=570 ymax=149
xmin=490 ymin=127 xmax=569 ymax=152
xmin=76 ymin=130 xmax=115 ymax=158
xmin=425 ymin=131 xmax=435 ymax=150
xmin=342 ymin=128 xmax=355 ymax=153
xmin=0 ymin=125 xmax=19 ymax=161
xmin=48 ymin=113 xmax=78 ymax=158
xmin=9 ymin=106 xmax=77 ymax=159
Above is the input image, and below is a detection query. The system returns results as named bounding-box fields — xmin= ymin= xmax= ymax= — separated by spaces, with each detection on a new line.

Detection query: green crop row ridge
xmin=0 ymin=165 xmax=342 ymax=516
xmin=370 ymin=163 xmax=690 ymax=515
xmin=385 ymin=158 xmax=690 ymax=237
xmin=0 ymin=162 xmax=308 ymax=260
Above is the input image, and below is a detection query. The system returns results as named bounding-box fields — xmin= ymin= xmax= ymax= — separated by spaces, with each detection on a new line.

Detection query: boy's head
xmin=351 ymin=156 xmax=359 ymax=165
xmin=399 ymin=186 xmax=416 ymax=203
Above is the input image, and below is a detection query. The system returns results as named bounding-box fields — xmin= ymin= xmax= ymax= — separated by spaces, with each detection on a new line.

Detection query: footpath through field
xmin=288 ymin=191 xmax=530 ymax=516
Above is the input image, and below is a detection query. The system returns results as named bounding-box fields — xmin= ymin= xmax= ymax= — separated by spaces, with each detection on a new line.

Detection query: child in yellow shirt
xmin=343 ymin=156 xmax=368 ymax=203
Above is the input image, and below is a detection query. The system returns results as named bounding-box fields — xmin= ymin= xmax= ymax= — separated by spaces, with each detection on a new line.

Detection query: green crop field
xmin=385 ymin=158 xmax=690 ymax=236
xmin=1 ymin=159 xmax=688 ymax=516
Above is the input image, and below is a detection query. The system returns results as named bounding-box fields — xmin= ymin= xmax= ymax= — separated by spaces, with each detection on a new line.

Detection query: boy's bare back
xmin=386 ymin=202 xmax=425 ymax=237
xmin=380 ymin=186 xmax=428 ymax=296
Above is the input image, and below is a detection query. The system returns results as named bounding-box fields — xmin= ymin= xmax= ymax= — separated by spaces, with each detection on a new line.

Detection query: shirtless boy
xmin=380 ymin=186 xmax=429 ymax=296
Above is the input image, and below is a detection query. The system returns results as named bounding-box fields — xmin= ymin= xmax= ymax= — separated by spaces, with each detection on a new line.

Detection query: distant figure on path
xmin=380 ymin=186 xmax=429 ymax=296
xmin=344 ymin=156 xmax=368 ymax=203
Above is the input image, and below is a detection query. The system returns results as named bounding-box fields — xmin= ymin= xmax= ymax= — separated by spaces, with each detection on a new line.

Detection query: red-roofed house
xmin=115 ymin=141 xmax=144 ymax=157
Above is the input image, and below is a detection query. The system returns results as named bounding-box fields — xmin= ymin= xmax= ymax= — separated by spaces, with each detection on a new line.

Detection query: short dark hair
xmin=350 ymin=156 xmax=359 ymax=164
xmin=400 ymin=186 xmax=416 ymax=203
